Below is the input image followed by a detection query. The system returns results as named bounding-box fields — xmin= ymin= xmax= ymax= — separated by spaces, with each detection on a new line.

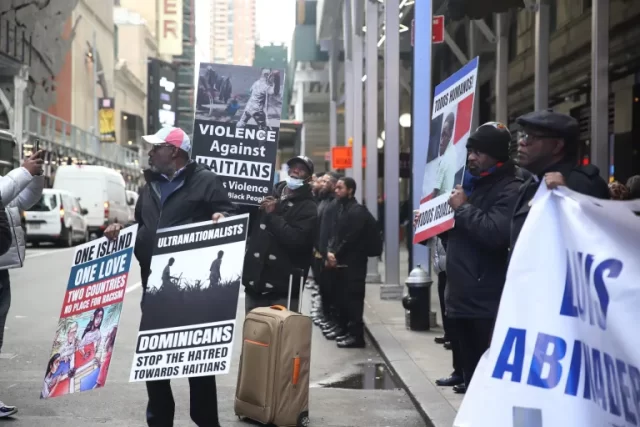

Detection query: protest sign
xmin=454 ymin=185 xmax=640 ymax=427
xmin=192 ymin=63 xmax=285 ymax=206
xmin=129 ymin=214 xmax=249 ymax=382
xmin=41 ymin=225 xmax=138 ymax=399
xmin=413 ymin=57 xmax=478 ymax=243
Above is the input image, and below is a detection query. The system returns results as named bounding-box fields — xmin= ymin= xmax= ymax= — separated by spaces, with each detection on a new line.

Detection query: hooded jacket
xmin=0 ymin=167 xmax=44 ymax=269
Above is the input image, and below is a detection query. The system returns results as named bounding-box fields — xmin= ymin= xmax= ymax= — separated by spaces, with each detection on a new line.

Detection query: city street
xmin=0 ymin=245 xmax=426 ymax=427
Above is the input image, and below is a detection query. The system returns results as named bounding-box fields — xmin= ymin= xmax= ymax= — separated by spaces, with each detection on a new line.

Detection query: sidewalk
xmin=364 ymin=247 xmax=462 ymax=427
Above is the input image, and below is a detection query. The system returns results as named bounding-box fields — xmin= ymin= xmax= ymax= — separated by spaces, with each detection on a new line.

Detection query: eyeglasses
xmin=519 ymin=132 xmax=558 ymax=146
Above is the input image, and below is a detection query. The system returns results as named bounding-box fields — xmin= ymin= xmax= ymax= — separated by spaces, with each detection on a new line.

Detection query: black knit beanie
xmin=466 ymin=122 xmax=512 ymax=162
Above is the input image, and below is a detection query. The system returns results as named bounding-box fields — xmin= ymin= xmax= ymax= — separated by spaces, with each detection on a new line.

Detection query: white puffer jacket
xmin=0 ymin=167 xmax=44 ymax=270
xmin=432 ymin=237 xmax=446 ymax=275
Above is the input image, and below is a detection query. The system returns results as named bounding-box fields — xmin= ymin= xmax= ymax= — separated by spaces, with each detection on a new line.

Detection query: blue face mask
xmin=286 ymin=176 xmax=304 ymax=190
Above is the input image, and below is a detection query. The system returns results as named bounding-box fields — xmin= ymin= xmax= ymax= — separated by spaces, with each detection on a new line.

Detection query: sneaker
xmin=0 ymin=402 xmax=17 ymax=418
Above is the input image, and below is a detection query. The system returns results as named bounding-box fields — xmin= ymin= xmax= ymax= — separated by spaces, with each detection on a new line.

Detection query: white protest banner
xmin=193 ymin=64 xmax=285 ymax=206
xmin=454 ymin=185 xmax=640 ymax=427
xmin=129 ymin=214 xmax=249 ymax=382
xmin=413 ymin=57 xmax=479 ymax=243
xmin=42 ymin=225 xmax=138 ymax=399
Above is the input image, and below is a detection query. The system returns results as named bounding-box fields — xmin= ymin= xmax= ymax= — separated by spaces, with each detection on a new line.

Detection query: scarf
xmin=462 ymin=162 xmax=505 ymax=196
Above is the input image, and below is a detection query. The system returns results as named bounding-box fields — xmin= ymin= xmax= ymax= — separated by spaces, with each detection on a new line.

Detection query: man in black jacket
xmin=242 ymin=155 xmax=317 ymax=312
xmin=326 ymin=177 xmax=370 ymax=349
xmin=511 ymin=110 xmax=610 ymax=248
xmin=444 ymin=122 xmax=523 ymax=393
xmin=312 ymin=172 xmax=340 ymax=325
xmin=104 ymin=126 xmax=235 ymax=427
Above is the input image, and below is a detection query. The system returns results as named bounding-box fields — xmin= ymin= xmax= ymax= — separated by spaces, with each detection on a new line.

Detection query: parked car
xmin=24 ymin=189 xmax=89 ymax=247
xmin=125 ymin=190 xmax=139 ymax=225
xmin=53 ymin=165 xmax=129 ymax=237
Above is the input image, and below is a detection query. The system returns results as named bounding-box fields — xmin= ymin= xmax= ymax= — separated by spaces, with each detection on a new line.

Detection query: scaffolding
xmin=24 ymin=105 xmax=142 ymax=188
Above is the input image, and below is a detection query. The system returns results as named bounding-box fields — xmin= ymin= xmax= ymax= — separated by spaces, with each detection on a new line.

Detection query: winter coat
xmin=511 ymin=162 xmax=610 ymax=250
xmin=242 ymin=182 xmax=317 ymax=298
xmin=445 ymin=162 xmax=522 ymax=319
xmin=0 ymin=196 xmax=12 ymax=257
xmin=327 ymin=197 xmax=370 ymax=273
xmin=315 ymin=195 xmax=337 ymax=257
xmin=0 ymin=168 xmax=44 ymax=269
xmin=134 ymin=162 xmax=236 ymax=283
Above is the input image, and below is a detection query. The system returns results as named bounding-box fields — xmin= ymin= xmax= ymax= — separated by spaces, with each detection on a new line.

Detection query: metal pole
xmin=343 ymin=0 xmax=354 ymax=177
xmin=329 ymin=33 xmax=339 ymax=161
xmin=468 ymin=21 xmax=480 ymax=129
xmin=591 ymin=0 xmax=609 ymax=181
xmin=496 ymin=13 xmax=509 ymax=124
xmin=534 ymin=0 xmax=550 ymax=110
xmin=92 ymin=30 xmax=99 ymax=147
xmin=13 ymin=66 xmax=28 ymax=163
xmin=296 ymin=82 xmax=306 ymax=156
xmin=365 ymin=0 xmax=380 ymax=283
xmin=382 ymin=0 xmax=401 ymax=299
xmin=352 ymin=32 xmax=364 ymax=202
xmin=411 ymin=0 xmax=431 ymax=275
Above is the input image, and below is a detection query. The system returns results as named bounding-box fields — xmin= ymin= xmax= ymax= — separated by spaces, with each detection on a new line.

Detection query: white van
xmin=24 ymin=189 xmax=89 ymax=246
xmin=53 ymin=165 xmax=131 ymax=236
xmin=125 ymin=190 xmax=139 ymax=225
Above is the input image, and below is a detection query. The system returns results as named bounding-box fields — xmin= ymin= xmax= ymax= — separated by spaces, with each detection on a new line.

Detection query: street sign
xmin=433 ymin=15 xmax=445 ymax=44
xmin=331 ymin=146 xmax=366 ymax=169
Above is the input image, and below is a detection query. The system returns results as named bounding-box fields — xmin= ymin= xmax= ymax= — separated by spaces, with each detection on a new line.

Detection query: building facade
xmin=210 ymin=0 xmax=256 ymax=66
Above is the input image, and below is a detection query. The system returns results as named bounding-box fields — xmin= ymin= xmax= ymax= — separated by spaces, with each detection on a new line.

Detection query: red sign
xmin=432 ymin=15 xmax=445 ymax=44
xmin=331 ymin=147 xmax=367 ymax=170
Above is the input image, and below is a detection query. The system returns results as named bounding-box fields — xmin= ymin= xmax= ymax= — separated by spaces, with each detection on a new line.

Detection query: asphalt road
xmin=0 ymin=245 xmax=426 ymax=427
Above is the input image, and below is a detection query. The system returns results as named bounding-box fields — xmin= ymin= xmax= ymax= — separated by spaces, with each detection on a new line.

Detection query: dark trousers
xmin=314 ymin=257 xmax=331 ymax=318
xmin=146 ymin=376 xmax=220 ymax=427
xmin=453 ymin=317 xmax=495 ymax=388
xmin=0 ymin=270 xmax=10 ymax=352
xmin=335 ymin=265 xmax=366 ymax=338
xmin=245 ymin=291 xmax=300 ymax=314
xmin=437 ymin=272 xmax=462 ymax=376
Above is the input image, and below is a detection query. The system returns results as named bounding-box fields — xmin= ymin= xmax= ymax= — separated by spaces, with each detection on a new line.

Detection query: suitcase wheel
xmin=296 ymin=411 xmax=310 ymax=427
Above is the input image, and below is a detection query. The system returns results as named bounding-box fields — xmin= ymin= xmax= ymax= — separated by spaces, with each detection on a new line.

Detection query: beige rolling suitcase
xmin=234 ymin=274 xmax=312 ymax=427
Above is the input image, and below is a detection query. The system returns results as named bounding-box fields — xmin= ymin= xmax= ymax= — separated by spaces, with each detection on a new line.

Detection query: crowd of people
xmin=418 ymin=110 xmax=640 ymax=397
xmin=0 ymin=106 xmax=638 ymax=425
xmin=99 ymin=127 xmax=381 ymax=426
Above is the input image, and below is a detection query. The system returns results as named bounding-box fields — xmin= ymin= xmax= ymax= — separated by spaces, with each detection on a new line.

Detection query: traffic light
xmin=447 ymin=0 xmax=525 ymax=21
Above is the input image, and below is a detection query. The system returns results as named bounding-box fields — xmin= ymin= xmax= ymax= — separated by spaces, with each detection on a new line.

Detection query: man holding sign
xmin=442 ymin=122 xmax=522 ymax=393
xmin=105 ymin=126 xmax=235 ymax=427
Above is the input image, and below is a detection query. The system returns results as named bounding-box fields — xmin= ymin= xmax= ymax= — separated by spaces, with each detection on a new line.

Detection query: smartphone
xmin=34 ymin=140 xmax=40 ymax=153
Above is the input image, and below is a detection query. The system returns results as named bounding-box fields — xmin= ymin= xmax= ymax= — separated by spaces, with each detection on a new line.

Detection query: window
xmin=28 ymin=194 xmax=57 ymax=211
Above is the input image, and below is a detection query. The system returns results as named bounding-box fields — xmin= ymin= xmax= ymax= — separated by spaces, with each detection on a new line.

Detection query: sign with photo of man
xmin=192 ymin=63 xmax=285 ymax=206
xmin=129 ymin=214 xmax=249 ymax=382
xmin=414 ymin=57 xmax=479 ymax=243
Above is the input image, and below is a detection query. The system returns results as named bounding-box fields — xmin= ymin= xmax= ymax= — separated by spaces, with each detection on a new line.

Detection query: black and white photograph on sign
xmin=191 ymin=64 xmax=284 ymax=206
xmin=130 ymin=216 xmax=248 ymax=383
xmin=196 ymin=63 xmax=284 ymax=129
xmin=138 ymin=217 xmax=248 ymax=332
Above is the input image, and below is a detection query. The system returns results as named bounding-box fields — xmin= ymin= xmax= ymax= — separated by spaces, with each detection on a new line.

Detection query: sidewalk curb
xmin=364 ymin=300 xmax=458 ymax=427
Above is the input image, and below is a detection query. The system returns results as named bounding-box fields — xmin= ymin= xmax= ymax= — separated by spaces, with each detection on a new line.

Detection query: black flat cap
xmin=516 ymin=109 xmax=579 ymax=141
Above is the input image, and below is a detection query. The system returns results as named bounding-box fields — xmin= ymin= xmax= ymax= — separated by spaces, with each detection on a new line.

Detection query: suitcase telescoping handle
xmin=285 ymin=269 xmax=304 ymax=313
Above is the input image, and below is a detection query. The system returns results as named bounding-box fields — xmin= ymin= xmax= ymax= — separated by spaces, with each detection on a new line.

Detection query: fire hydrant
xmin=401 ymin=265 xmax=433 ymax=331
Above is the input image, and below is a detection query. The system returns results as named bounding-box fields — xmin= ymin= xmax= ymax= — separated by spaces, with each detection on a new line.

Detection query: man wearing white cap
xmin=104 ymin=126 xmax=235 ymax=427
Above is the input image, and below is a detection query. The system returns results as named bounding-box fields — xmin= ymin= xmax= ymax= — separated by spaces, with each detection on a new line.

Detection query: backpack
xmin=361 ymin=206 xmax=383 ymax=257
